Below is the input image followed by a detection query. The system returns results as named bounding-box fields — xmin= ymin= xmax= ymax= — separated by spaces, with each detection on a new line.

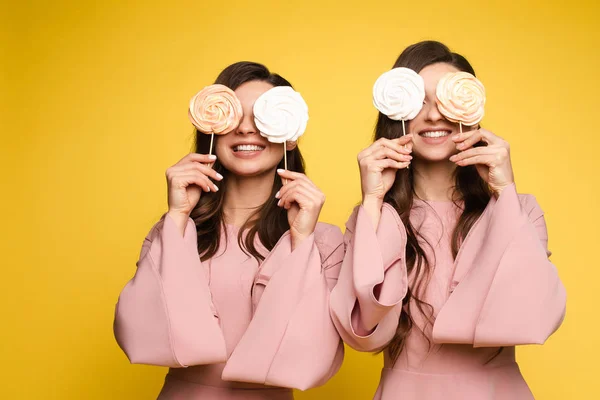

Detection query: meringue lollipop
xmin=253 ymin=86 xmax=308 ymax=173
xmin=435 ymin=71 xmax=486 ymax=134
xmin=189 ymin=84 xmax=243 ymax=155
xmin=373 ymin=67 xmax=425 ymax=137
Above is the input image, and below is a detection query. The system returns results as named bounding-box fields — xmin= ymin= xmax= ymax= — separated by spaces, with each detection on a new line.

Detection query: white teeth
xmin=235 ymin=144 xmax=265 ymax=152
xmin=420 ymin=131 xmax=450 ymax=138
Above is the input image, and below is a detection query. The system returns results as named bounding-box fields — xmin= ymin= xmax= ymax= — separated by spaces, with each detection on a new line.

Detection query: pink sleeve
xmin=330 ymin=204 xmax=408 ymax=352
xmin=222 ymin=224 xmax=345 ymax=391
xmin=433 ymin=184 xmax=567 ymax=347
xmin=113 ymin=214 xmax=227 ymax=367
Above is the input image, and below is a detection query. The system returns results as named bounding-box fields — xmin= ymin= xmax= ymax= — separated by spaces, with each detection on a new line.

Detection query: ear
xmin=285 ymin=141 xmax=297 ymax=151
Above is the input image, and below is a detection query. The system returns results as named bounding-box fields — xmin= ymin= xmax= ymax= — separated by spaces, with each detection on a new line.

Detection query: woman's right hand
xmin=166 ymin=153 xmax=223 ymax=230
xmin=358 ymin=135 xmax=413 ymax=202
xmin=357 ymin=135 xmax=413 ymax=228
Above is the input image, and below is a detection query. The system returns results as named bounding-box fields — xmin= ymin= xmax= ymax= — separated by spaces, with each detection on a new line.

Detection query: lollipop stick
xmin=459 ymin=122 xmax=463 ymax=135
xmin=283 ymin=143 xmax=288 ymax=185
xmin=209 ymin=133 xmax=215 ymax=156
xmin=402 ymin=119 xmax=410 ymax=170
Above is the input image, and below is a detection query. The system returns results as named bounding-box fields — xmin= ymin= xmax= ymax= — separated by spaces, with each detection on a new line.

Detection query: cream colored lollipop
xmin=435 ymin=71 xmax=486 ymax=131
xmin=189 ymin=84 xmax=243 ymax=154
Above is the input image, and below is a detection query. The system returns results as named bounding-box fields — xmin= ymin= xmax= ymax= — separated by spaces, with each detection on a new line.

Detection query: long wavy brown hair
xmin=377 ymin=41 xmax=492 ymax=362
xmin=190 ymin=62 xmax=305 ymax=262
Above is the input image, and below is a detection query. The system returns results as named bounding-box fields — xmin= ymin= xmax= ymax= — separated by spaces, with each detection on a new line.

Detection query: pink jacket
xmin=331 ymin=184 xmax=566 ymax=350
xmin=330 ymin=184 xmax=566 ymax=399
xmin=114 ymin=215 xmax=344 ymax=391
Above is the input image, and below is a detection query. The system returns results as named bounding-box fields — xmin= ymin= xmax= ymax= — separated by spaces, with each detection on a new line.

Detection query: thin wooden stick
xmin=402 ymin=119 xmax=409 ymax=169
xmin=283 ymin=143 xmax=288 ymax=185
xmin=209 ymin=133 xmax=214 ymax=156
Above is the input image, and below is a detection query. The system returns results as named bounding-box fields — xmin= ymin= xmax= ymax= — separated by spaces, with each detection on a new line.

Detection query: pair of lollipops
xmin=188 ymin=84 xmax=308 ymax=172
xmin=373 ymin=67 xmax=486 ymax=137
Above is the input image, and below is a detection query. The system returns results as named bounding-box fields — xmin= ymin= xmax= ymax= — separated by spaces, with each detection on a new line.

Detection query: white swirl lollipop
xmin=253 ymin=86 xmax=309 ymax=144
xmin=373 ymin=67 xmax=425 ymax=122
xmin=253 ymin=86 xmax=309 ymax=176
xmin=373 ymin=67 xmax=423 ymax=169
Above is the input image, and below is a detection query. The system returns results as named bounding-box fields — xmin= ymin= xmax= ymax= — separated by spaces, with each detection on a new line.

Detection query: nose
xmin=423 ymin=100 xmax=444 ymax=123
xmin=236 ymin=113 xmax=257 ymax=135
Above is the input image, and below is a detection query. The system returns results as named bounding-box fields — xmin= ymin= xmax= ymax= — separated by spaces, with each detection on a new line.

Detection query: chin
xmin=226 ymin=164 xmax=277 ymax=178
xmin=414 ymin=151 xmax=454 ymax=163
xmin=231 ymin=169 xmax=266 ymax=177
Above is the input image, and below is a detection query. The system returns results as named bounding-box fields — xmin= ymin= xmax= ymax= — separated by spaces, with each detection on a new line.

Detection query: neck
xmin=412 ymin=159 xmax=457 ymax=201
xmin=222 ymin=169 xmax=276 ymax=226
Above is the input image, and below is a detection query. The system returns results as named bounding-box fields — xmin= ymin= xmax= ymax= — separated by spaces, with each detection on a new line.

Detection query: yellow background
xmin=2 ymin=0 xmax=598 ymax=398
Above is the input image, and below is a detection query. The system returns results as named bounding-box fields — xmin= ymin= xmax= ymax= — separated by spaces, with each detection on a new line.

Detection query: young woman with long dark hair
xmin=330 ymin=41 xmax=566 ymax=400
xmin=115 ymin=61 xmax=344 ymax=399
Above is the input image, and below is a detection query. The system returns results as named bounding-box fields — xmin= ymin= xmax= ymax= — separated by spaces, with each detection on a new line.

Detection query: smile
xmin=233 ymin=144 xmax=265 ymax=152
xmin=419 ymin=130 xmax=451 ymax=138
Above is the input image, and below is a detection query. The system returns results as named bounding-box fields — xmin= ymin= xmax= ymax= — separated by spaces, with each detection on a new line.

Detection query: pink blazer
xmin=331 ymin=183 xmax=566 ymax=351
xmin=114 ymin=216 xmax=344 ymax=391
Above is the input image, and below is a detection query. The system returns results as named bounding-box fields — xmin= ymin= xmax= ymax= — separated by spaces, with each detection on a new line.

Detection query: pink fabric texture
xmin=114 ymin=217 xmax=344 ymax=399
xmin=330 ymin=184 xmax=566 ymax=399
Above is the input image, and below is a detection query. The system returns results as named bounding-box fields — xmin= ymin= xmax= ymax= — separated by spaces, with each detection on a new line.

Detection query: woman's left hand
xmin=449 ymin=128 xmax=515 ymax=196
xmin=276 ymin=169 xmax=325 ymax=250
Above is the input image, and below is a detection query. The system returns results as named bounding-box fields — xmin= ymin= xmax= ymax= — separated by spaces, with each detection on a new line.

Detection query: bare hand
xmin=450 ymin=128 xmax=515 ymax=196
xmin=358 ymin=135 xmax=413 ymax=205
xmin=166 ymin=153 xmax=223 ymax=220
xmin=276 ymin=170 xmax=325 ymax=250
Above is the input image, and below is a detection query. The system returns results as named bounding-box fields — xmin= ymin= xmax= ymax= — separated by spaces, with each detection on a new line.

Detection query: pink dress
xmin=114 ymin=215 xmax=345 ymax=399
xmin=330 ymin=184 xmax=566 ymax=399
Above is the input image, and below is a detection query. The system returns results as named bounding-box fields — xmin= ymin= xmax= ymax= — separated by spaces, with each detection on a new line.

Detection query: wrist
xmin=362 ymin=195 xmax=383 ymax=209
xmin=290 ymin=232 xmax=310 ymax=251
xmin=492 ymin=182 xmax=513 ymax=198
xmin=361 ymin=197 xmax=383 ymax=231
xmin=167 ymin=210 xmax=191 ymax=236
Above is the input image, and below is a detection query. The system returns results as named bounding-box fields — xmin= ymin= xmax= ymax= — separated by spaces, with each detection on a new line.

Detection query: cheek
xmin=214 ymin=136 xmax=233 ymax=154
xmin=268 ymin=142 xmax=284 ymax=153
xmin=214 ymin=143 xmax=226 ymax=158
xmin=407 ymin=118 xmax=422 ymax=135
xmin=267 ymin=145 xmax=284 ymax=164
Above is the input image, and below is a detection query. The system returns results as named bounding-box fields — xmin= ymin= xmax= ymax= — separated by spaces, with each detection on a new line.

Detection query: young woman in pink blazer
xmin=114 ymin=62 xmax=344 ymax=399
xmin=330 ymin=41 xmax=566 ymax=399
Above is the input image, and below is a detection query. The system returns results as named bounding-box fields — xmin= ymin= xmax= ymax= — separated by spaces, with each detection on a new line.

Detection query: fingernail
xmin=213 ymin=185 xmax=219 ymax=191
xmin=277 ymin=199 xmax=282 ymax=206
xmin=452 ymin=135 xmax=459 ymax=140
xmin=457 ymin=143 xmax=463 ymax=149
xmin=449 ymin=155 xmax=456 ymax=161
xmin=215 ymin=173 xmax=223 ymax=180
xmin=275 ymin=191 xmax=280 ymax=199
xmin=277 ymin=169 xmax=285 ymax=173
xmin=208 ymin=155 xmax=217 ymax=160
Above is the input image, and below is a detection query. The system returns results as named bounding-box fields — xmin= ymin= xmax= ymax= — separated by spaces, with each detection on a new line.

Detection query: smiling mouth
xmin=419 ymin=130 xmax=452 ymax=138
xmin=233 ymin=144 xmax=266 ymax=152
